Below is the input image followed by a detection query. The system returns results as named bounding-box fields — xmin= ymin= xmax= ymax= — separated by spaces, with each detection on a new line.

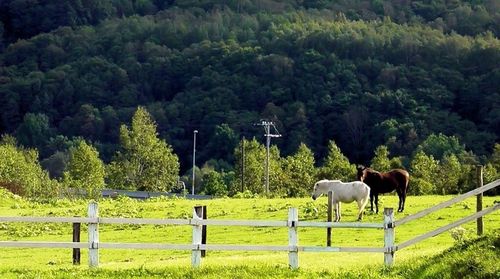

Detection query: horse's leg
xmin=369 ymin=192 xmax=374 ymax=212
xmin=356 ymin=200 xmax=363 ymax=221
xmin=374 ymin=194 xmax=379 ymax=214
xmin=333 ymin=202 xmax=338 ymax=222
xmin=338 ymin=202 xmax=342 ymax=222
xmin=357 ymin=195 xmax=369 ymax=221
xmin=396 ymin=190 xmax=403 ymax=212
xmin=401 ymin=191 xmax=406 ymax=212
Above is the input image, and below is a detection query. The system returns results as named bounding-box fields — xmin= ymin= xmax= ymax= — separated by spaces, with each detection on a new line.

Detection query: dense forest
xmin=0 ymin=1 xmax=499 ymax=197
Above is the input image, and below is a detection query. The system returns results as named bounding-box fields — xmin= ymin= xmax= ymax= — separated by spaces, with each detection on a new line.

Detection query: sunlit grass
xmin=0 ymin=193 xmax=498 ymax=277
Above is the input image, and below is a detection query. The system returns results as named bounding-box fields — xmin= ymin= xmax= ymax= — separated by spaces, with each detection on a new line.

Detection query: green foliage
xmin=410 ymin=151 xmax=439 ymax=195
xmin=0 ymin=1 xmax=499 ymax=192
xmin=63 ymin=139 xmax=105 ymax=199
xmin=106 ymin=107 xmax=179 ymax=192
xmin=282 ymin=143 xmax=316 ymax=197
xmin=370 ymin=145 xmax=402 ymax=171
xmin=317 ymin=140 xmax=356 ymax=181
xmin=15 ymin=113 xmax=53 ymax=151
xmin=233 ymin=138 xmax=265 ymax=195
xmin=436 ymin=154 xmax=462 ymax=194
xmin=202 ymin=170 xmax=228 ymax=197
xmin=232 ymin=138 xmax=286 ymax=196
xmin=490 ymin=143 xmax=500 ymax=172
xmin=416 ymin=133 xmax=466 ymax=161
xmin=0 ymin=135 xmax=57 ymax=198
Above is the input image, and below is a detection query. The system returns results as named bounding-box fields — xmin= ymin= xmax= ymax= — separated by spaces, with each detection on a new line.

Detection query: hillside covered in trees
xmin=0 ymin=0 xmax=499 ymax=197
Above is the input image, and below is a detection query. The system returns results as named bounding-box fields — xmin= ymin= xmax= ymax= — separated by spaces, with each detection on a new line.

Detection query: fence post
xmin=327 ymin=191 xmax=333 ymax=246
xmin=72 ymin=220 xmax=81 ymax=265
xmin=88 ymin=202 xmax=99 ymax=267
xmin=383 ymin=208 xmax=395 ymax=267
xmin=288 ymin=207 xmax=299 ymax=269
xmin=194 ymin=205 xmax=207 ymax=257
xmin=191 ymin=207 xmax=203 ymax=268
xmin=476 ymin=165 xmax=483 ymax=236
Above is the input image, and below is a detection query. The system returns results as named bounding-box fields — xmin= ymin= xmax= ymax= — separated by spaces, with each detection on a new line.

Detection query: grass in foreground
xmin=0 ymin=189 xmax=498 ymax=277
xmin=0 ymin=231 xmax=498 ymax=278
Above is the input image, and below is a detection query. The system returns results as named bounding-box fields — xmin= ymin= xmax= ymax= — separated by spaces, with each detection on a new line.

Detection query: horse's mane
xmin=364 ymin=167 xmax=380 ymax=175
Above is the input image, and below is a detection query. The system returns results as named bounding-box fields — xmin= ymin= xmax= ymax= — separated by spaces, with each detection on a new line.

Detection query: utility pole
xmin=257 ymin=120 xmax=281 ymax=195
xmin=241 ymin=136 xmax=245 ymax=192
xmin=192 ymin=130 xmax=198 ymax=195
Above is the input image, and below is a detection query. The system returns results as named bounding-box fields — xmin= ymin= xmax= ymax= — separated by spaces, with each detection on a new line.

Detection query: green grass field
xmin=0 ymin=190 xmax=498 ymax=278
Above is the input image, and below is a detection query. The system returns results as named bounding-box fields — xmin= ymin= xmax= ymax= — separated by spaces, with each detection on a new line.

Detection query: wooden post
xmin=383 ymin=208 xmax=395 ymax=267
xmin=327 ymin=191 xmax=333 ymax=246
xmin=191 ymin=207 xmax=203 ymax=267
xmin=288 ymin=207 xmax=299 ymax=269
xmin=476 ymin=165 xmax=483 ymax=236
xmin=72 ymin=220 xmax=81 ymax=265
xmin=88 ymin=202 xmax=99 ymax=267
xmin=194 ymin=205 xmax=207 ymax=257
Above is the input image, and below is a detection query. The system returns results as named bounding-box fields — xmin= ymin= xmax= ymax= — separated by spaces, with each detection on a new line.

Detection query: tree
xmin=436 ymin=154 xmax=462 ymax=194
xmin=233 ymin=138 xmax=265 ymax=195
xmin=370 ymin=145 xmax=403 ymax=172
xmin=0 ymin=135 xmax=56 ymax=198
xmin=41 ymin=151 xmax=69 ymax=179
xmin=107 ymin=107 xmax=179 ymax=192
xmin=409 ymin=151 xmax=439 ymax=195
xmin=282 ymin=143 xmax=316 ymax=197
xmin=63 ymin=139 xmax=105 ymax=199
xmin=483 ymin=163 xmax=498 ymax=195
xmin=15 ymin=113 xmax=53 ymax=151
xmin=370 ymin=145 xmax=391 ymax=171
xmin=490 ymin=143 xmax=500 ymax=172
xmin=416 ymin=133 xmax=466 ymax=161
xmin=204 ymin=123 xmax=239 ymax=166
xmin=317 ymin=140 xmax=355 ymax=181
xmin=202 ymin=169 xmax=227 ymax=197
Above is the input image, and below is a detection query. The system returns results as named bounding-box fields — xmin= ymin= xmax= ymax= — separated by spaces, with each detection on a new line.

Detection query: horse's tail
xmin=403 ymin=170 xmax=410 ymax=190
xmin=359 ymin=184 xmax=370 ymax=212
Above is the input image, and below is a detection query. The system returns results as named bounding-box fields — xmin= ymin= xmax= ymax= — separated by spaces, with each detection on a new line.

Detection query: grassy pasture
xmin=0 ymin=191 xmax=498 ymax=278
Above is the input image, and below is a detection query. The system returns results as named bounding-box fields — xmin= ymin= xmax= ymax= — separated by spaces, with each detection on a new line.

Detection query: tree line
xmin=0 ymin=1 xmax=498 ymax=191
xmin=1 ymin=0 xmax=498 ymax=45
xmin=0 ymin=107 xmax=498 ymax=200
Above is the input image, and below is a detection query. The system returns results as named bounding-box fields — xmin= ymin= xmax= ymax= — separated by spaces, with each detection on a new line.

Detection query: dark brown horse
xmin=356 ymin=166 xmax=410 ymax=213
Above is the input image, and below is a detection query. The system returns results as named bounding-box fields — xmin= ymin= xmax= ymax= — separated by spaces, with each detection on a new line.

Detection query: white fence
xmin=0 ymin=204 xmax=391 ymax=268
xmin=0 ymin=178 xmax=499 ymax=269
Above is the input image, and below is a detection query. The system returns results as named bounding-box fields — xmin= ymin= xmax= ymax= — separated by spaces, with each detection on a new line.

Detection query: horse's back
xmin=387 ymin=169 xmax=410 ymax=189
xmin=366 ymin=169 xmax=408 ymax=194
xmin=335 ymin=181 xmax=370 ymax=202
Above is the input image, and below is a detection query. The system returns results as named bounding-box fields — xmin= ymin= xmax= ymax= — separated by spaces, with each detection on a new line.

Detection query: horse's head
xmin=356 ymin=165 xmax=367 ymax=182
xmin=311 ymin=180 xmax=327 ymax=200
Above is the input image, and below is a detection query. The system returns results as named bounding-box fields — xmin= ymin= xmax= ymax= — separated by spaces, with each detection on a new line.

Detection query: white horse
xmin=311 ymin=179 xmax=370 ymax=222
